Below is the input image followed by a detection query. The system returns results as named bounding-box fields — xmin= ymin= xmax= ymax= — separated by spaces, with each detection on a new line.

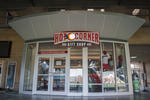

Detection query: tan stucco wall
xmin=128 ymin=27 xmax=150 ymax=44
xmin=0 ymin=29 xmax=24 ymax=91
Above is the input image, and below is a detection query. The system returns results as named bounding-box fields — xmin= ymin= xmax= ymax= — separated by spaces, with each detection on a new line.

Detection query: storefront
xmin=9 ymin=11 xmax=145 ymax=96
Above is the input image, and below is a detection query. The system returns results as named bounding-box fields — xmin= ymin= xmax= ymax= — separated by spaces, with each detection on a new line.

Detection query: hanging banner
xmin=54 ymin=31 xmax=100 ymax=47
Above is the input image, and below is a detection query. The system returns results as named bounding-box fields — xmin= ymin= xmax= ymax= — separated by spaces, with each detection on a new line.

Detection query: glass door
xmin=36 ymin=55 xmax=67 ymax=94
xmin=36 ymin=57 xmax=50 ymax=92
xmin=52 ymin=56 xmax=66 ymax=93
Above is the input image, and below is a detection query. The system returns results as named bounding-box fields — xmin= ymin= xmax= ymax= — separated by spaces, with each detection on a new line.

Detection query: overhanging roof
xmin=9 ymin=11 xmax=145 ymax=41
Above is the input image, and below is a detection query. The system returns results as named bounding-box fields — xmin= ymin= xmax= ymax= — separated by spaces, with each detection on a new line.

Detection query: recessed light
xmin=100 ymin=9 xmax=105 ymax=12
xmin=60 ymin=9 xmax=66 ymax=12
xmin=131 ymin=56 xmax=137 ymax=59
xmin=132 ymin=9 xmax=140 ymax=15
xmin=131 ymin=64 xmax=135 ymax=68
xmin=87 ymin=9 xmax=94 ymax=11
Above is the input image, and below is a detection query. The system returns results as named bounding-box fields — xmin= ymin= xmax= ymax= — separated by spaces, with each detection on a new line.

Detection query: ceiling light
xmin=131 ymin=64 xmax=135 ymax=68
xmin=100 ymin=9 xmax=105 ymax=12
xmin=131 ymin=56 xmax=137 ymax=59
xmin=60 ymin=9 xmax=66 ymax=12
xmin=87 ymin=9 xmax=94 ymax=11
xmin=132 ymin=9 xmax=140 ymax=15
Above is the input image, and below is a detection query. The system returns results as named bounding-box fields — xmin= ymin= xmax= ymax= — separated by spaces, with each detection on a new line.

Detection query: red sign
xmin=54 ymin=31 xmax=100 ymax=46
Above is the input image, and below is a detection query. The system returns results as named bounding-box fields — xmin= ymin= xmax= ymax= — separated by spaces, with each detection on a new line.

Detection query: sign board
xmin=54 ymin=31 xmax=100 ymax=47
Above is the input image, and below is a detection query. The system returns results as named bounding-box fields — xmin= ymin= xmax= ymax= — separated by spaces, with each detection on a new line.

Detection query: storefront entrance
xmin=21 ymin=41 xmax=132 ymax=96
xmin=35 ymin=55 xmax=67 ymax=95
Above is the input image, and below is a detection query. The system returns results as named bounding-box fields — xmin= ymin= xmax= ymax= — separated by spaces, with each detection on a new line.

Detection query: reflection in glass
xmin=70 ymin=69 xmax=83 ymax=84
xmin=37 ymin=76 xmax=48 ymax=91
xmin=53 ymin=57 xmax=66 ymax=91
xmin=102 ymin=42 xmax=116 ymax=92
xmin=70 ymin=85 xmax=82 ymax=92
xmin=88 ymin=46 xmax=102 ymax=92
xmin=115 ymin=43 xmax=128 ymax=92
xmin=70 ymin=69 xmax=83 ymax=92
xmin=6 ymin=63 xmax=16 ymax=89
xmin=23 ymin=44 xmax=36 ymax=91
xmin=53 ymin=76 xmax=65 ymax=91
xmin=88 ymin=85 xmax=102 ymax=92
xmin=103 ymin=71 xmax=115 ymax=92
xmin=70 ymin=48 xmax=83 ymax=92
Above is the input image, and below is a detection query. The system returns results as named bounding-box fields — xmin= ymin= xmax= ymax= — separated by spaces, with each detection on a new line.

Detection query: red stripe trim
xmin=38 ymin=51 xmax=67 ymax=54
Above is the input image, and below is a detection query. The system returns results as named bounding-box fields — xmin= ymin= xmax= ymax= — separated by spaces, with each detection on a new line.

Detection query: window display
xmin=115 ymin=43 xmax=128 ymax=92
xmin=102 ymin=50 xmax=110 ymax=71
xmin=102 ymin=42 xmax=116 ymax=92
xmin=88 ymin=46 xmax=102 ymax=92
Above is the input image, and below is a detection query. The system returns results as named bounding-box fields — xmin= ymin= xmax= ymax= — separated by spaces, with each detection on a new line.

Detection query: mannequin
xmin=102 ymin=50 xmax=110 ymax=71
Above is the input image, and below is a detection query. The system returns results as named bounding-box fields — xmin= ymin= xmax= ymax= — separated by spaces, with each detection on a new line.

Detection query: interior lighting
xmin=100 ymin=9 xmax=105 ymax=12
xmin=60 ymin=9 xmax=66 ymax=12
xmin=132 ymin=9 xmax=140 ymax=15
xmin=131 ymin=56 xmax=137 ymax=59
xmin=87 ymin=9 xmax=94 ymax=11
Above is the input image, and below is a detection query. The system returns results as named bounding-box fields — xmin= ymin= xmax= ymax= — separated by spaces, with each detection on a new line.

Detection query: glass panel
xmin=37 ymin=57 xmax=50 ymax=91
xmin=38 ymin=58 xmax=49 ymax=74
xmin=102 ymin=42 xmax=116 ymax=92
xmin=38 ymin=42 xmax=66 ymax=53
xmin=23 ymin=44 xmax=36 ymax=91
xmin=6 ymin=62 xmax=16 ymax=89
xmin=115 ymin=43 xmax=128 ymax=92
xmin=53 ymin=57 xmax=66 ymax=91
xmin=70 ymin=85 xmax=82 ymax=92
xmin=70 ymin=69 xmax=83 ymax=84
xmin=88 ymin=85 xmax=102 ymax=92
xmin=37 ymin=76 xmax=48 ymax=91
xmin=70 ymin=48 xmax=83 ymax=92
xmin=88 ymin=46 xmax=102 ymax=92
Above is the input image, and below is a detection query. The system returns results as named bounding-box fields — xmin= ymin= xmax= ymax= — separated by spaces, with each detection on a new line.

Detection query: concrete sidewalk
xmin=0 ymin=92 xmax=150 ymax=100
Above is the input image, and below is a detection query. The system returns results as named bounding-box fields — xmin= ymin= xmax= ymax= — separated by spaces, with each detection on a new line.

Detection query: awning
xmin=9 ymin=11 xmax=145 ymax=41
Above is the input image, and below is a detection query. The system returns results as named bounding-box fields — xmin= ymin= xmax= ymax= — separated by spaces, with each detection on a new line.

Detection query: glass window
xmin=115 ymin=43 xmax=128 ymax=92
xmin=6 ymin=62 xmax=16 ymax=89
xmin=102 ymin=42 xmax=116 ymax=92
xmin=70 ymin=48 xmax=83 ymax=92
xmin=23 ymin=44 xmax=36 ymax=91
xmin=38 ymin=42 xmax=66 ymax=53
xmin=88 ymin=46 xmax=102 ymax=92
